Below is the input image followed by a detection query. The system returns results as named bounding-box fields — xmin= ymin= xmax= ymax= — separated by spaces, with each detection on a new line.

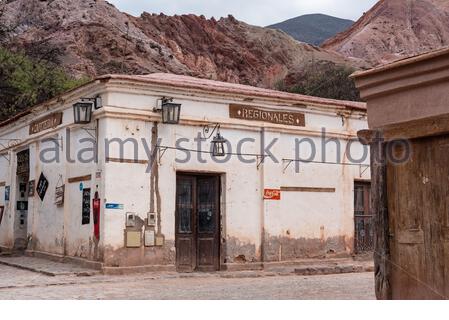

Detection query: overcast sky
xmin=108 ymin=0 xmax=379 ymax=26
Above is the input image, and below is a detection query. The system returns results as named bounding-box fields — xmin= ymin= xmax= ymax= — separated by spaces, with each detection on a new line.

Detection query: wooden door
xmin=387 ymin=135 xmax=449 ymax=299
xmin=175 ymin=174 xmax=220 ymax=272
xmin=354 ymin=182 xmax=373 ymax=253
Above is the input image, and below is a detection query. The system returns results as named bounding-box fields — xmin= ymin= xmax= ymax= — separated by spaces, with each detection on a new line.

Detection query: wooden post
xmin=358 ymin=129 xmax=392 ymax=299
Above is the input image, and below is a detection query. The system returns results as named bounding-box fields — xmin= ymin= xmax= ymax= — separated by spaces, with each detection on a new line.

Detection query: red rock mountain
xmin=0 ymin=0 xmax=358 ymax=88
xmin=322 ymin=0 xmax=449 ymax=66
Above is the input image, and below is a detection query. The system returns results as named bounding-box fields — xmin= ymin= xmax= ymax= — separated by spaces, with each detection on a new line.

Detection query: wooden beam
xmin=0 ymin=182 xmax=5 ymax=187
xmin=370 ymin=130 xmax=392 ymax=300
xmin=106 ymin=157 xmax=148 ymax=164
xmin=281 ymin=187 xmax=336 ymax=193
xmin=68 ymin=175 xmax=92 ymax=184
xmin=361 ymin=113 xmax=449 ymax=143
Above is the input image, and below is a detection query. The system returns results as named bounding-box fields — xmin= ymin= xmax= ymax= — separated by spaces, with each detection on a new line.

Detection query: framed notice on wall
xmin=82 ymin=188 xmax=91 ymax=225
xmin=54 ymin=185 xmax=65 ymax=206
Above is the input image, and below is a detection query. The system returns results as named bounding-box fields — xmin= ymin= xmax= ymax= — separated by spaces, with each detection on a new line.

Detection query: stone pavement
xmin=0 ymin=254 xmax=375 ymax=299
xmin=0 ymin=263 xmax=375 ymax=299
xmin=0 ymin=255 xmax=100 ymax=276
xmin=0 ymin=254 xmax=374 ymax=277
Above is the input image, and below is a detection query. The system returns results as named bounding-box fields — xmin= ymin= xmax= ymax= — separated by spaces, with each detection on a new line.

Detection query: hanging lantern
xmin=212 ymin=132 xmax=227 ymax=157
xmin=161 ymin=98 xmax=181 ymax=124
xmin=73 ymin=102 xmax=93 ymax=124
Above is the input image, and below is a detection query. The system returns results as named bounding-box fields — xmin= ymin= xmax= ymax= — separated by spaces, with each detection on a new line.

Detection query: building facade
xmin=0 ymin=74 xmax=370 ymax=272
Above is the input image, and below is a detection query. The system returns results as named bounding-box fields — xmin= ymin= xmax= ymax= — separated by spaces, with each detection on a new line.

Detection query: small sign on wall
xmin=28 ymin=180 xmax=35 ymax=197
xmin=82 ymin=188 xmax=91 ymax=225
xmin=105 ymin=203 xmax=124 ymax=210
xmin=263 ymin=189 xmax=281 ymax=200
xmin=36 ymin=173 xmax=49 ymax=201
xmin=54 ymin=185 xmax=65 ymax=206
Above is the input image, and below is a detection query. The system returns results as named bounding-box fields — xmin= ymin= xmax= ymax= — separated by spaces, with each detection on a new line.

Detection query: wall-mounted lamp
xmin=203 ymin=123 xmax=227 ymax=157
xmin=154 ymin=97 xmax=181 ymax=124
xmin=72 ymin=95 xmax=102 ymax=124
xmin=73 ymin=102 xmax=93 ymax=124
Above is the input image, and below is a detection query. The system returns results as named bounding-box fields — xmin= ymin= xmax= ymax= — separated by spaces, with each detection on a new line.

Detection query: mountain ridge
xmin=267 ymin=13 xmax=354 ymax=46
xmin=0 ymin=0 xmax=359 ymax=89
xmin=322 ymin=0 xmax=449 ymax=66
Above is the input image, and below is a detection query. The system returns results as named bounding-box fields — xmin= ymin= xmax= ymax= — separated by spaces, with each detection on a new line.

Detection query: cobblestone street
xmin=0 ymin=264 xmax=375 ymax=299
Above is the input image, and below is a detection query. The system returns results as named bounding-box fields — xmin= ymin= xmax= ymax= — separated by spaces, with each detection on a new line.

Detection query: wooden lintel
xmin=0 ymin=181 xmax=5 ymax=187
xmin=106 ymin=157 xmax=148 ymax=164
xmin=281 ymin=187 xmax=336 ymax=193
xmin=68 ymin=174 xmax=92 ymax=184
xmin=379 ymin=113 xmax=449 ymax=142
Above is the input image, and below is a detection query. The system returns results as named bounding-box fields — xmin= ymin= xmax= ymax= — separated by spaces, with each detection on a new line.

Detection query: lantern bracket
xmin=202 ymin=123 xmax=220 ymax=140
xmin=158 ymin=146 xmax=169 ymax=163
xmin=153 ymin=97 xmax=173 ymax=112
xmin=80 ymin=95 xmax=102 ymax=109
xmin=359 ymin=164 xmax=370 ymax=178
xmin=81 ymin=127 xmax=97 ymax=140
xmin=256 ymin=155 xmax=268 ymax=170
xmin=282 ymin=159 xmax=294 ymax=173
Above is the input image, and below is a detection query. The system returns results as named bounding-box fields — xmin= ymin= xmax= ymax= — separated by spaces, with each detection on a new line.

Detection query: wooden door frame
xmin=175 ymin=171 xmax=223 ymax=272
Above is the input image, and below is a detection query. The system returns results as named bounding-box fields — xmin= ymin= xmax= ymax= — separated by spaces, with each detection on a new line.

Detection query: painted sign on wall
xmin=29 ymin=112 xmax=63 ymax=135
xmin=105 ymin=203 xmax=124 ymax=210
xmin=263 ymin=189 xmax=281 ymax=200
xmin=229 ymin=104 xmax=305 ymax=127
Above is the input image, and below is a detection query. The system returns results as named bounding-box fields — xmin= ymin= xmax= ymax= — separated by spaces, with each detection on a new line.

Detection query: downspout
xmin=259 ymin=127 xmax=266 ymax=267
xmin=150 ymin=122 xmax=162 ymax=236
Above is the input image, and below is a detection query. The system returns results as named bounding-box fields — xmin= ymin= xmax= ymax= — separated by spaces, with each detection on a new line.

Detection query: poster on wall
xmin=0 ymin=206 xmax=4 ymax=225
xmin=36 ymin=173 xmax=49 ymax=201
xmin=28 ymin=180 xmax=35 ymax=197
xmin=82 ymin=188 xmax=91 ymax=225
xmin=4 ymin=186 xmax=10 ymax=202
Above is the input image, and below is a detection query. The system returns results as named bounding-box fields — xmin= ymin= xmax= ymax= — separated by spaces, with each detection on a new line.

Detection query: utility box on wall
xmin=125 ymin=230 xmax=141 ymax=248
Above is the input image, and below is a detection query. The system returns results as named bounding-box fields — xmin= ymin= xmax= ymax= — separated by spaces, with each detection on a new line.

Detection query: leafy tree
xmin=0 ymin=47 xmax=88 ymax=121
xmin=279 ymin=62 xmax=361 ymax=101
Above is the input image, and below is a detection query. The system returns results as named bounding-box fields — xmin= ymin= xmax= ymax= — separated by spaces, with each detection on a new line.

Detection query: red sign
xmin=263 ymin=189 xmax=281 ymax=200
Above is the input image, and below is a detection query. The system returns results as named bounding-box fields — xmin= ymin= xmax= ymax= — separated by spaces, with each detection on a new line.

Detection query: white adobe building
xmin=0 ymin=74 xmax=370 ymax=272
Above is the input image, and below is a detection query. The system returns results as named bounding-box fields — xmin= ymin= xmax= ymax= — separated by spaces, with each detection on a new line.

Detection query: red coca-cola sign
xmin=263 ymin=189 xmax=281 ymax=200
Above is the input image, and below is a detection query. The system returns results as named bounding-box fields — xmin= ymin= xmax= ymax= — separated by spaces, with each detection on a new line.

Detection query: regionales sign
xmin=229 ymin=104 xmax=305 ymax=127
xmin=29 ymin=112 xmax=63 ymax=135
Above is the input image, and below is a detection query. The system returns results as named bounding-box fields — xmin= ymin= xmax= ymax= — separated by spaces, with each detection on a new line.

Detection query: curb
xmin=294 ymin=264 xmax=374 ymax=276
xmin=0 ymin=259 xmax=100 ymax=277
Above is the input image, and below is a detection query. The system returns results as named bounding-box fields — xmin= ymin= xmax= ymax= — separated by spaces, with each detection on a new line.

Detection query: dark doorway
xmin=175 ymin=174 xmax=220 ymax=272
xmin=354 ymin=181 xmax=373 ymax=253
